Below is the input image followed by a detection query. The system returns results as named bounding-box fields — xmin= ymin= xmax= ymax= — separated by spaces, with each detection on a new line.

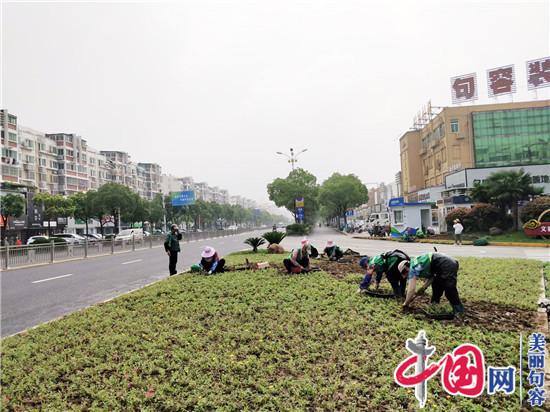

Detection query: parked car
xmin=116 ymin=228 xmax=144 ymax=242
xmin=52 ymin=233 xmax=86 ymax=244
xmin=82 ymin=233 xmax=101 ymax=242
xmin=27 ymin=236 xmax=49 ymax=245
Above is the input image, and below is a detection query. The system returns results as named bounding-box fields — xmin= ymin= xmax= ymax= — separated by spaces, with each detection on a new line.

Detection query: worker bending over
xmin=398 ymin=252 xmax=464 ymax=315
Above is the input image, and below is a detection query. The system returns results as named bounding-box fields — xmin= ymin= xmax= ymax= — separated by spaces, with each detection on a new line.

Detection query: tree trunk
xmin=512 ymin=202 xmax=519 ymax=231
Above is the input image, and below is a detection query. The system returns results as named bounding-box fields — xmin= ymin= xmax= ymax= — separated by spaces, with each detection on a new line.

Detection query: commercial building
xmin=398 ymin=99 xmax=550 ymax=232
xmin=400 ymin=100 xmax=550 ymax=196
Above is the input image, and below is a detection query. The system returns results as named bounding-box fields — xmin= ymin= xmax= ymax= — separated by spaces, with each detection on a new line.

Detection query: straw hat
xmin=201 ymin=246 xmax=216 ymax=258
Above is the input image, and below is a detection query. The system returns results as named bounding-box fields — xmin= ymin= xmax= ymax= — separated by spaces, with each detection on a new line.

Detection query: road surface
xmin=1 ymin=230 xmax=262 ymax=337
xmin=2 ymin=227 xmax=548 ymax=337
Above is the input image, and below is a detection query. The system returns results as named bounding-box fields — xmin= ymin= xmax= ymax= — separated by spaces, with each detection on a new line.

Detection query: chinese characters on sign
xmin=527 ymin=332 xmax=546 ymax=407
xmin=394 ymin=330 xmax=523 ymax=408
xmin=487 ymin=65 xmax=516 ymax=97
xmin=171 ymin=191 xmax=195 ymax=206
xmin=451 ymin=56 xmax=549 ymax=102
xmin=451 ymin=73 xmax=478 ymax=104
xmin=527 ymin=57 xmax=550 ymax=90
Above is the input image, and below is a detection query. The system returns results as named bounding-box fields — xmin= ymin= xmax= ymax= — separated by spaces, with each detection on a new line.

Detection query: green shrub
xmin=262 ymin=231 xmax=287 ymax=245
xmin=244 ymin=237 xmax=266 ymax=252
xmin=445 ymin=208 xmax=471 ymax=230
xmin=285 ymin=223 xmax=311 ymax=236
xmin=473 ymin=237 xmax=489 ymax=246
xmin=468 ymin=203 xmax=507 ymax=231
xmin=520 ymin=196 xmax=550 ymax=222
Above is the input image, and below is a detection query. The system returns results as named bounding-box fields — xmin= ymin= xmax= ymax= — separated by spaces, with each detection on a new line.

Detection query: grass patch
xmin=487 ymin=231 xmax=550 ymax=244
xmin=1 ymin=253 xmax=545 ymax=411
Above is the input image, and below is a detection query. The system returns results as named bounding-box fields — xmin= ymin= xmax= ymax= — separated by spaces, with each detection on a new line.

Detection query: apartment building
xmin=138 ymin=163 xmax=162 ymax=200
xmin=1 ymin=110 xmax=20 ymax=183
xmin=18 ymin=127 xmax=59 ymax=193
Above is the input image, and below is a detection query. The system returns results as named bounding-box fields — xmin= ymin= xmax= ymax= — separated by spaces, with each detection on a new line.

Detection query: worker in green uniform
xmin=398 ymin=252 xmax=464 ymax=314
xmin=356 ymin=249 xmax=409 ymax=297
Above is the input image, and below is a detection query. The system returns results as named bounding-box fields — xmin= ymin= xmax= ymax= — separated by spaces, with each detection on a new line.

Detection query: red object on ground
xmin=524 ymin=221 xmax=550 ymax=237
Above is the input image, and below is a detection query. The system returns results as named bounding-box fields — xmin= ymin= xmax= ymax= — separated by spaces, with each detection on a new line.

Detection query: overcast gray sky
xmin=2 ymin=0 xmax=549 ymax=202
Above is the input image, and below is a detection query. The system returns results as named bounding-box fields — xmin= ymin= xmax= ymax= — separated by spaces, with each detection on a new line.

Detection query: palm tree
xmin=470 ymin=169 xmax=542 ymax=231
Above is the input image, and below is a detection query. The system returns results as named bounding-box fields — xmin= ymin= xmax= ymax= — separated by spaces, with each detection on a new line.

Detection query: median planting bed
xmin=1 ymin=252 xmax=545 ymax=411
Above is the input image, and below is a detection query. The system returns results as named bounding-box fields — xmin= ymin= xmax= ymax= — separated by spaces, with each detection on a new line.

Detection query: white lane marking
xmin=121 ymin=259 xmax=143 ymax=265
xmin=32 ymin=274 xmax=73 ymax=284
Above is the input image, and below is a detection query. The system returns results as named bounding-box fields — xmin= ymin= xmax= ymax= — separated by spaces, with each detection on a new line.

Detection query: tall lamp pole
xmin=276 ymin=148 xmax=308 ymax=171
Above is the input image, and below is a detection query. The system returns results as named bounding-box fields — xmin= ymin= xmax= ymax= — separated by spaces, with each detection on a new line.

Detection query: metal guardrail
xmin=0 ymin=228 xmax=255 ymax=270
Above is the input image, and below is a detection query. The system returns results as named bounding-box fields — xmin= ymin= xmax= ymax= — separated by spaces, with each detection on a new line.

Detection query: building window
xmin=473 ymin=107 xmax=550 ymax=168
xmin=57 ymin=148 xmax=64 ymax=155
xmin=39 ymin=158 xmax=47 ymax=166
xmin=8 ymin=132 xmax=17 ymax=142
xmin=393 ymin=210 xmax=404 ymax=224
xmin=450 ymin=120 xmax=459 ymax=133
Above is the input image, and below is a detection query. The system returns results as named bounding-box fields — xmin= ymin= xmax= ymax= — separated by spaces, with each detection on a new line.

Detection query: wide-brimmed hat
xmin=201 ymin=246 xmax=216 ymax=258
xmin=453 ymin=219 xmax=460 ymax=223
xmin=326 ymin=240 xmax=334 ymax=247
xmin=398 ymin=260 xmax=410 ymax=273
xmin=301 ymin=238 xmax=309 ymax=247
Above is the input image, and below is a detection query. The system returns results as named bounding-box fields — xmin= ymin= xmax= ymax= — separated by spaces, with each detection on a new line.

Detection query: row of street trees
xmin=32 ymin=183 xmax=165 ymax=236
xmin=267 ymin=169 xmax=369 ymax=225
xmin=1 ymin=183 xmax=285 ymax=241
xmin=165 ymin=199 xmax=279 ymax=230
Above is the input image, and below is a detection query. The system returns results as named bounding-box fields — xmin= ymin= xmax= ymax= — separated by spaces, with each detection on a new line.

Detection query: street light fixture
xmin=276 ymin=147 xmax=308 ymax=171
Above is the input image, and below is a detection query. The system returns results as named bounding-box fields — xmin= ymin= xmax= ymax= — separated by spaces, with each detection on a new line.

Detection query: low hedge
xmin=285 ymin=223 xmax=311 ymax=236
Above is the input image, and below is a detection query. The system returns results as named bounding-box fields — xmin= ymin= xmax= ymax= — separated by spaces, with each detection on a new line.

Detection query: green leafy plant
xmin=244 ymin=237 xmax=266 ymax=252
xmin=0 ymin=254 xmax=543 ymax=411
xmin=473 ymin=237 xmax=489 ymax=246
xmin=262 ymin=231 xmax=287 ymax=245
xmin=285 ymin=223 xmax=311 ymax=236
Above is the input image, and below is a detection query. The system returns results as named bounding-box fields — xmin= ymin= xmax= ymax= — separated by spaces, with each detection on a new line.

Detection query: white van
xmin=116 ymin=228 xmax=144 ymax=242
xmin=367 ymin=212 xmax=390 ymax=228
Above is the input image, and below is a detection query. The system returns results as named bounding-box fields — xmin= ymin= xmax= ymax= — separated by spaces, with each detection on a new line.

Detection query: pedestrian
xmin=283 ymin=238 xmax=311 ymax=273
xmin=15 ymin=237 xmax=22 ymax=246
xmin=323 ymin=240 xmax=343 ymax=261
xmin=398 ymin=252 xmax=464 ymax=315
xmin=197 ymin=246 xmax=226 ymax=274
xmin=453 ymin=219 xmax=464 ymax=245
xmin=164 ymin=224 xmax=182 ymax=276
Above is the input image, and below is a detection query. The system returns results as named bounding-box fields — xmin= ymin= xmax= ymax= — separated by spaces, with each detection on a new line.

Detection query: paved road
xmin=2 ymin=227 xmax=548 ymax=337
xmin=1 ymin=230 xmax=262 ymax=337
xmin=281 ymin=227 xmax=549 ymax=262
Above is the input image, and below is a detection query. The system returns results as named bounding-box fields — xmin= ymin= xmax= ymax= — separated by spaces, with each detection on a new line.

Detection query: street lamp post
xmin=276 ymin=148 xmax=308 ymax=171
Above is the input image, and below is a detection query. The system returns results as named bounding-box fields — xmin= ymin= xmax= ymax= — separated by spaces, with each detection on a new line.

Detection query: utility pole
xmin=276 ymin=148 xmax=308 ymax=171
